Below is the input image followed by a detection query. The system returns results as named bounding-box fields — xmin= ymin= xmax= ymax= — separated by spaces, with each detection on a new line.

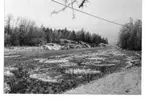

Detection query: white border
xmin=0 ymin=0 xmax=4 ymax=95
xmin=141 ymin=0 xmax=145 ymax=97
xmin=0 ymin=0 xmax=144 ymax=99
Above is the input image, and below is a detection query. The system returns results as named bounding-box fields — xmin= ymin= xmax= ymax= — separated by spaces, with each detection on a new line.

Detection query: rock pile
xmin=60 ymin=39 xmax=91 ymax=50
xmin=41 ymin=39 xmax=91 ymax=50
xmin=42 ymin=43 xmax=62 ymax=50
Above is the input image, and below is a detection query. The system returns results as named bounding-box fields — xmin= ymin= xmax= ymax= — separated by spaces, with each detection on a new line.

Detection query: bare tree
xmin=51 ymin=0 xmax=89 ymax=18
xmin=5 ymin=14 xmax=13 ymax=35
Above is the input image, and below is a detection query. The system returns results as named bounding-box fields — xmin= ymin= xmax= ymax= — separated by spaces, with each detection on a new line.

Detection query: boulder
xmin=78 ymin=41 xmax=91 ymax=48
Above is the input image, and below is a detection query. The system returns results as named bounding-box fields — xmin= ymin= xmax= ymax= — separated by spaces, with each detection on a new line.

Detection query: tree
xmin=76 ymin=29 xmax=85 ymax=41
xmin=85 ymin=32 xmax=92 ymax=43
xmin=69 ymin=30 xmax=76 ymax=40
xmin=4 ymin=15 xmax=108 ymax=47
xmin=51 ymin=0 xmax=89 ymax=18
xmin=4 ymin=33 xmax=11 ymax=46
xmin=118 ymin=19 xmax=142 ymax=50
xmin=5 ymin=14 xmax=13 ymax=35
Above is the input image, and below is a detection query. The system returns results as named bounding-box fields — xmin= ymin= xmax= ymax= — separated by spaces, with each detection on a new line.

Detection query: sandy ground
xmin=65 ymin=67 xmax=141 ymax=95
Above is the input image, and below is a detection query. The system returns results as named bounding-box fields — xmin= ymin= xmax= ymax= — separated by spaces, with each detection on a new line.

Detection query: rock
xmin=60 ymin=39 xmax=78 ymax=45
xmin=78 ymin=41 xmax=91 ymax=48
xmin=60 ymin=39 xmax=91 ymax=50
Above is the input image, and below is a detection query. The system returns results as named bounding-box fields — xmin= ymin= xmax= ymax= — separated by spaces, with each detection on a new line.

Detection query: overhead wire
xmin=52 ymin=0 xmax=124 ymax=26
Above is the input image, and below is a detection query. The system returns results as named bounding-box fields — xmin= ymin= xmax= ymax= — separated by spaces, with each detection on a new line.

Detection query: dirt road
xmin=65 ymin=67 xmax=141 ymax=94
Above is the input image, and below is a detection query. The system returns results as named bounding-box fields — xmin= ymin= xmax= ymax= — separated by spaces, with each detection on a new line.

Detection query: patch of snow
xmin=4 ymin=55 xmax=21 ymax=58
xmin=108 ymin=51 xmax=125 ymax=56
xmin=4 ymin=83 xmax=10 ymax=93
xmin=29 ymin=73 xmax=60 ymax=83
xmin=34 ymin=58 xmax=69 ymax=63
xmin=44 ymin=59 xmax=69 ymax=63
xmin=4 ymin=52 xmax=16 ymax=55
xmin=125 ymin=56 xmax=140 ymax=68
xmin=81 ymin=61 xmax=102 ymax=65
xmin=111 ymin=59 xmax=120 ymax=63
xmin=42 ymin=43 xmax=61 ymax=50
xmin=59 ymin=62 xmax=77 ymax=67
xmin=87 ymin=57 xmax=106 ymax=61
xmin=65 ymin=68 xmax=101 ymax=75
xmin=94 ymin=64 xmax=115 ymax=67
xmin=5 ymin=67 xmax=18 ymax=71
xmin=4 ymin=71 xmax=14 ymax=77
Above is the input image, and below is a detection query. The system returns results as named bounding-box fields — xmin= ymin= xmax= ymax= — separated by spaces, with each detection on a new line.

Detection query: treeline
xmin=117 ymin=19 xmax=142 ymax=51
xmin=4 ymin=15 xmax=108 ymax=46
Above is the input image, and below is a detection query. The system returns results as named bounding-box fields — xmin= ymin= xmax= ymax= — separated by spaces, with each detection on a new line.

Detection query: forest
xmin=4 ymin=14 xmax=142 ymax=51
xmin=117 ymin=19 xmax=142 ymax=51
xmin=4 ymin=15 xmax=108 ymax=47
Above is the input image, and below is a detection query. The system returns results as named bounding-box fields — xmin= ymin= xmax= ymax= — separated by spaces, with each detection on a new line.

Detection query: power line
xmin=52 ymin=0 xmax=124 ymax=26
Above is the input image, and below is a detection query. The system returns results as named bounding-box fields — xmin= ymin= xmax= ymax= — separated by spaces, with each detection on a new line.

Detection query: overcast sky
xmin=5 ymin=0 xmax=142 ymax=44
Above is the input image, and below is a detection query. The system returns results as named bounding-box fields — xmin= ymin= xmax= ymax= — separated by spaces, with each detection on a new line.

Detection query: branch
xmin=51 ymin=0 xmax=89 ymax=18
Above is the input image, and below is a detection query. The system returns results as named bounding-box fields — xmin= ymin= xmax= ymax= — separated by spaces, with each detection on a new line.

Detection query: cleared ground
xmin=65 ymin=67 xmax=141 ymax=94
xmin=4 ymin=46 xmax=141 ymax=94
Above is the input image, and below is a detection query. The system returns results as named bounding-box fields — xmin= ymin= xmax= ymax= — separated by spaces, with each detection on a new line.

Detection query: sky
xmin=5 ymin=0 xmax=142 ymax=44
